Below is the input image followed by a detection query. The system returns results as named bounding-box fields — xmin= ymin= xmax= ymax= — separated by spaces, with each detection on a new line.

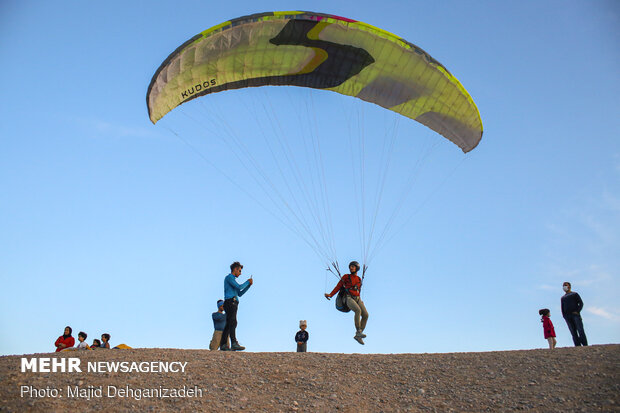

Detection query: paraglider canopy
xmin=147 ymin=11 xmax=483 ymax=152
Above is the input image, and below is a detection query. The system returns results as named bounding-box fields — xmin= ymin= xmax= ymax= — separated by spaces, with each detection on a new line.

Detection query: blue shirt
xmin=224 ymin=273 xmax=251 ymax=300
xmin=212 ymin=311 xmax=226 ymax=331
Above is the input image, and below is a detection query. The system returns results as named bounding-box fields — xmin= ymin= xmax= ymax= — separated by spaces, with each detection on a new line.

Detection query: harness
xmin=327 ymin=261 xmax=367 ymax=313
xmin=344 ymin=273 xmax=361 ymax=294
xmin=335 ymin=273 xmax=362 ymax=312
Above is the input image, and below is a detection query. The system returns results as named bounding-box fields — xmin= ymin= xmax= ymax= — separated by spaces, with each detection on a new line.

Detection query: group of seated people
xmin=54 ymin=326 xmax=129 ymax=352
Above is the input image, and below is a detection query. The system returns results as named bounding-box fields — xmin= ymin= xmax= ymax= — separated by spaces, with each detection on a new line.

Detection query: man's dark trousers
xmin=564 ymin=314 xmax=588 ymax=346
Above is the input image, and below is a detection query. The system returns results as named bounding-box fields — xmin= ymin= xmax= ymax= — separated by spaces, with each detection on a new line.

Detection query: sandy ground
xmin=1 ymin=344 xmax=618 ymax=412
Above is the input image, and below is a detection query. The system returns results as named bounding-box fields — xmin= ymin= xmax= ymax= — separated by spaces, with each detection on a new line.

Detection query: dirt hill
xmin=1 ymin=344 xmax=618 ymax=412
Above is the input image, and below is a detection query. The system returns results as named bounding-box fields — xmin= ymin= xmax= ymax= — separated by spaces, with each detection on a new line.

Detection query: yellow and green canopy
xmin=147 ymin=11 xmax=483 ymax=152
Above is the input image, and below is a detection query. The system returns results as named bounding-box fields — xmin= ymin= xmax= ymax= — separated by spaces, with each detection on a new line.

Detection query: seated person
xmin=54 ymin=326 xmax=75 ymax=352
xmin=100 ymin=333 xmax=111 ymax=349
xmin=76 ymin=332 xmax=90 ymax=350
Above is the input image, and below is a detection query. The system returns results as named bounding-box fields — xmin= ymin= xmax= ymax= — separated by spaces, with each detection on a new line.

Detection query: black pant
xmin=564 ymin=314 xmax=588 ymax=346
xmin=220 ymin=298 xmax=238 ymax=347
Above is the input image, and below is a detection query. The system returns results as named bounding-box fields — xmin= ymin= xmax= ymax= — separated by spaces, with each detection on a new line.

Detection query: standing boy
xmin=295 ymin=320 xmax=309 ymax=352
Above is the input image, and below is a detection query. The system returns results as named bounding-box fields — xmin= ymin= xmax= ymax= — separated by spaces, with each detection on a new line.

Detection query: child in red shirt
xmin=539 ymin=308 xmax=556 ymax=349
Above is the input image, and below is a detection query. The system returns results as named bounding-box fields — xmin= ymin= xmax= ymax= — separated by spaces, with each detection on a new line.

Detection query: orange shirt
xmin=328 ymin=273 xmax=362 ymax=297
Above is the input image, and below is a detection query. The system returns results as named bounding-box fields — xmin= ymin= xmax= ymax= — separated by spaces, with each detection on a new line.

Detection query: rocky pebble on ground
xmin=0 ymin=344 xmax=618 ymax=412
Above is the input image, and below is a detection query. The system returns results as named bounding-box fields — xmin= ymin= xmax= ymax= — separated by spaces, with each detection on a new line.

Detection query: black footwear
xmin=219 ymin=345 xmax=231 ymax=351
xmin=354 ymin=335 xmax=365 ymax=345
xmin=356 ymin=331 xmax=367 ymax=338
xmin=231 ymin=342 xmax=246 ymax=351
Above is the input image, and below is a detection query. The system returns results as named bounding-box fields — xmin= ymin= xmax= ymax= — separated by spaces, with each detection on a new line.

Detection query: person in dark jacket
xmin=295 ymin=320 xmax=309 ymax=352
xmin=561 ymin=282 xmax=588 ymax=346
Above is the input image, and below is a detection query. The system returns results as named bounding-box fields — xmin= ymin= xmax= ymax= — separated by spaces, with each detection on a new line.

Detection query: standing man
xmin=561 ymin=282 xmax=588 ymax=346
xmin=220 ymin=261 xmax=253 ymax=351
xmin=325 ymin=261 xmax=369 ymax=345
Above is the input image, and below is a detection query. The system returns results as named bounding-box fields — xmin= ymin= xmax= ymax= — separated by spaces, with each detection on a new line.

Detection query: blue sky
xmin=1 ymin=1 xmax=618 ymax=356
